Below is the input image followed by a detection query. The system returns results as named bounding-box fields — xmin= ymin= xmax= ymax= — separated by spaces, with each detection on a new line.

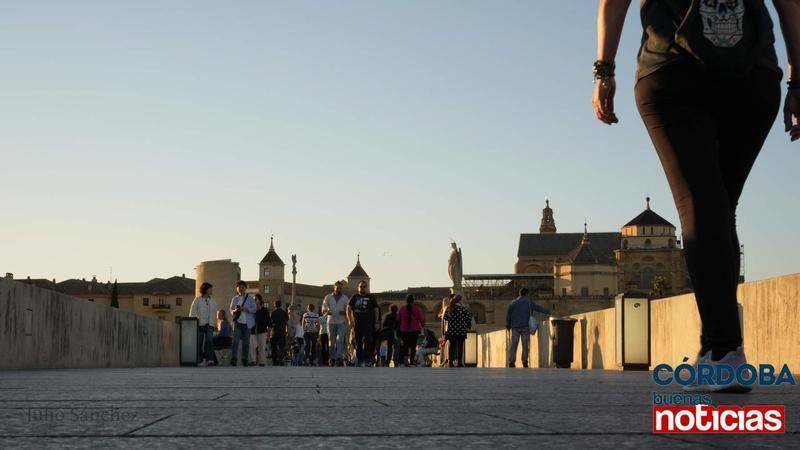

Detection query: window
xmin=264 ymin=285 xmax=270 ymax=294
xmin=641 ymin=267 xmax=655 ymax=289
xmin=158 ymin=298 xmax=167 ymax=306
xmin=603 ymin=287 xmax=609 ymax=296
xmin=263 ymin=269 xmax=270 ymax=277
xmin=469 ymin=303 xmax=487 ymax=324
xmin=561 ymin=287 xmax=567 ymax=296
xmin=644 ymin=239 xmax=652 ymax=248
xmin=580 ymin=287 xmax=589 ymax=297
xmin=142 ymin=297 xmax=149 ymax=306
xmin=622 ymin=239 xmax=628 ymax=249
xmin=176 ymin=298 xmax=182 ymax=306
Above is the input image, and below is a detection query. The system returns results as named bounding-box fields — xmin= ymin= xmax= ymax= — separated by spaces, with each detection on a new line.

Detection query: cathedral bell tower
xmin=539 ymin=199 xmax=557 ymax=233
xmin=258 ymin=236 xmax=285 ymax=303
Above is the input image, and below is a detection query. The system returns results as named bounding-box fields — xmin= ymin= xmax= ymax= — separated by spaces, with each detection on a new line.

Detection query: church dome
xmin=623 ymin=197 xmax=674 ymax=228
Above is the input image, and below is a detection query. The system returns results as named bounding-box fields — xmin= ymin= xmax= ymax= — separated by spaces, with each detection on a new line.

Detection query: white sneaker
xmin=681 ymin=350 xmax=711 ymax=392
xmin=707 ymin=347 xmax=753 ymax=393
xmin=682 ymin=347 xmax=753 ymax=393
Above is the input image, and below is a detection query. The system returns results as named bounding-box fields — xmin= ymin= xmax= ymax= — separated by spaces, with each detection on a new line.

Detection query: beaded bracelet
xmin=593 ymin=60 xmax=615 ymax=81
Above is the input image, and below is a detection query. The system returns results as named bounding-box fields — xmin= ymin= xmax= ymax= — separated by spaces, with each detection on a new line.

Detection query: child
xmin=302 ymin=304 xmax=320 ymax=366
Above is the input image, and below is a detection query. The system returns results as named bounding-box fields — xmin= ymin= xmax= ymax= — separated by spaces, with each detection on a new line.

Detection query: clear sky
xmin=1 ymin=1 xmax=798 ymax=291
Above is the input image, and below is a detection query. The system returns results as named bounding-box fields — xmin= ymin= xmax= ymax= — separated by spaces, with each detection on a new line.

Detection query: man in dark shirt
xmin=270 ymin=300 xmax=289 ymax=366
xmin=347 ymin=280 xmax=379 ymax=367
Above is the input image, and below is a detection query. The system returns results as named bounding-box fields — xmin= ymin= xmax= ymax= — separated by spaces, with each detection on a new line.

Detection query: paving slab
xmin=0 ymin=366 xmax=796 ymax=448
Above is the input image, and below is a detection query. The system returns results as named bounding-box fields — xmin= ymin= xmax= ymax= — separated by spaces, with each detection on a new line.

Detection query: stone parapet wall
xmin=1 ymin=278 xmax=179 ymax=370
xmin=476 ymin=273 xmax=800 ymax=372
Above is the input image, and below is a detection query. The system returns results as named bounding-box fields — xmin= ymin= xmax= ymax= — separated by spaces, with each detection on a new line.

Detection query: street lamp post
xmin=291 ymin=254 xmax=297 ymax=309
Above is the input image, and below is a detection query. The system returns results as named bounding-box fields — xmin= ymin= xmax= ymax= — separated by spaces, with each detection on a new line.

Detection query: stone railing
xmin=476 ymin=273 xmax=800 ymax=372
xmin=0 ymin=277 xmax=179 ymax=369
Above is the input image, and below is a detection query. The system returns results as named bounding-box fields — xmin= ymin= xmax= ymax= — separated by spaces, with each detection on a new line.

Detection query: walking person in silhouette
xmin=593 ymin=0 xmax=800 ymax=391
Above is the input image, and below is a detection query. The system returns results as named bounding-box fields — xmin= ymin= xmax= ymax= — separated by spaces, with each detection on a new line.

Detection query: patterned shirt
xmin=443 ymin=303 xmax=472 ymax=337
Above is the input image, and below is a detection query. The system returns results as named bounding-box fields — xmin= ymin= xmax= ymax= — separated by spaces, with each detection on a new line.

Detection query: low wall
xmin=0 ymin=278 xmax=179 ymax=370
xmin=651 ymin=273 xmax=800 ymax=370
xmin=477 ymin=316 xmax=553 ymax=368
xmin=476 ymin=273 xmax=800 ymax=371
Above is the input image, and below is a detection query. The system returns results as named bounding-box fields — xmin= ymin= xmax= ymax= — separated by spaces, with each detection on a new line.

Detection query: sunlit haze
xmin=2 ymin=1 xmax=797 ymax=290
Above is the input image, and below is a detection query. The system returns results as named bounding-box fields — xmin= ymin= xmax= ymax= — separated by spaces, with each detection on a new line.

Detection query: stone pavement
xmin=0 ymin=366 xmax=796 ymax=449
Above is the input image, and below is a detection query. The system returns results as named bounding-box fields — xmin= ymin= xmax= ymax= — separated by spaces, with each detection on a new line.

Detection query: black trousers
xmin=635 ymin=62 xmax=781 ymax=354
xmin=354 ymin=326 xmax=375 ymax=364
xmin=303 ymin=332 xmax=318 ymax=365
xmin=448 ymin=335 xmax=466 ymax=365
xmin=271 ymin=333 xmax=286 ymax=365
xmin=399 ymin=331 xmax=419 ymax=365
xmin=319 ymin=334 xmax=330 ymax=365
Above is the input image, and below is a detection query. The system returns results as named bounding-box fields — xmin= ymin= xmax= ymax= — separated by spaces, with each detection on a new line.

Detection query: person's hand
xmin=592 ymin=77 xmax=618 ymax=125
xmin=784 ymin=88 xmax=800 ymax=142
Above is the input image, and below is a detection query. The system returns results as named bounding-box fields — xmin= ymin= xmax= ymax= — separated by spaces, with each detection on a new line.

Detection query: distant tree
xmin=110 ymin=280 xmax=119 ymax=308
xmin=650 ymin=275 xmax=670 ymax=298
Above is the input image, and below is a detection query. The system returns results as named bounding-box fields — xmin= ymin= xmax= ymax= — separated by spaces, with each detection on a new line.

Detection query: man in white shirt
xmin=321 ymin=281 xmax=349 ymax=366
xmin=229 ymin=280 xmax=257 ymax=367
xmin=189 ymin=282 xmax=217 ymax=366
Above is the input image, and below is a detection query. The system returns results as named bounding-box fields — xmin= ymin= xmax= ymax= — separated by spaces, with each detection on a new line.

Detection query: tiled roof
xmin=260 ymin=237 xmax=285 ymax=265
xmin=260 ymin=248 xmax=284 ymax=265
xmin=56 ymin=279 xmax=111 ymax=296
xmin=144 ymin=276 xmax=195 ymax=294
xmin=17 ymin=278 xmax=57 ymax=291
xmin=561 ymin=236 xmax=611 ymax=265
xmin=623 ymin=208 xmax=675 ymax=228
xmin=47 ymin=276 xmax=195 ymax=297
xmin=518 ymin=232 xmax=621 ymax=262
xmin=348 ymin=259 xmax=369 ymax=278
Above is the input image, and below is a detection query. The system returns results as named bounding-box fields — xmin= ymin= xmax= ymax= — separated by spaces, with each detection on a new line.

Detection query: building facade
xmin=516 ymin=197 xmax=690 ymax=297
xmin=11 ymin=273 xmax=195 ymax=322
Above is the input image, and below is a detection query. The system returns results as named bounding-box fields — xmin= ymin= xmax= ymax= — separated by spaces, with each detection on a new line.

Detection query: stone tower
xmin=540 ymin=199 xmax=557 ymax=233
xmin=258 ymin=236 xmax=285 ymax=303
xmin=195 ymin=259 xmax=242 ymax=305
xmin=347 ymin=254 xmax=370 ymax=294
xmin=615 ymin=197 xmax=687 ymax=294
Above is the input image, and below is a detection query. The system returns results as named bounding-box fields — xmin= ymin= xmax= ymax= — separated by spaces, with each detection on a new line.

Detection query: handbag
xmin=528 ymin=300 xmax=539 ymax=335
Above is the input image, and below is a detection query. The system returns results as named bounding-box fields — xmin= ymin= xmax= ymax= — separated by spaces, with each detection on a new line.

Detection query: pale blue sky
xmin=1 ymin=1 xmax=797 ymax=291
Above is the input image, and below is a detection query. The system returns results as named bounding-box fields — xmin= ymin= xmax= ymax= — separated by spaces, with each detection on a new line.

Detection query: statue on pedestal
xmin=448 ymin=241 xmax=463 ymax=295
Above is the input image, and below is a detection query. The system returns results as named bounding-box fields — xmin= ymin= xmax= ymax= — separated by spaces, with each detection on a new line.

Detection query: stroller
xmin=290 ymin=337 xmax=305 ymax=366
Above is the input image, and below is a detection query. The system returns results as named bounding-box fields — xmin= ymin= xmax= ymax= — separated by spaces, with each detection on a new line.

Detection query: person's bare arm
xmin=774 ymin=0 xmax=800 ymax=141
xmin=593 ymin=0 xmax=632 ymax=125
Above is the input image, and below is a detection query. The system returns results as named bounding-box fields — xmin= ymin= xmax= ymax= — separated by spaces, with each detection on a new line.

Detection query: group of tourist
xmin=189 ymin=279 xmax=495 ymax=367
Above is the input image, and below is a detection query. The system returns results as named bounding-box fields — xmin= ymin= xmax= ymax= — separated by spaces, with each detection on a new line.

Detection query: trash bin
xmin=179 ymin=317 xmax=199 ymax=366
xmin=550 ymin=318 xmax=577 ymax=368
